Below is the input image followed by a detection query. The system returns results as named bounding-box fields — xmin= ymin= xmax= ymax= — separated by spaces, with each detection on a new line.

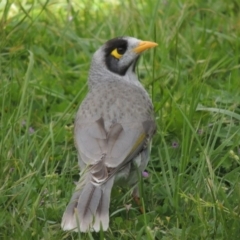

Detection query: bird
xmin=61 ymin=36 xmax=157 ymax=232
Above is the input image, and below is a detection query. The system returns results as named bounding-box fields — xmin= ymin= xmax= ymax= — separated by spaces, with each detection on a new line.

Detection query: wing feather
xmin=75 ymin=117 xmax=156 ymax=171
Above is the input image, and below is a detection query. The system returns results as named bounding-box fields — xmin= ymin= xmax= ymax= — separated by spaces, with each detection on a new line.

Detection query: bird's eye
xmin=110 ymin=46 xmax=126 ymax=59
xmin=116 ymin=47 xmax=126 ymax=55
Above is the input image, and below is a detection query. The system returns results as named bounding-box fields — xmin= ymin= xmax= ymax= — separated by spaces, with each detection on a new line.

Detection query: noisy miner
xmin=61 ymin=36 xmax=157 ymax=232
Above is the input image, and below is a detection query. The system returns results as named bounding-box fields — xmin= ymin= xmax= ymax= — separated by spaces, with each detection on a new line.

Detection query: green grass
xmin=1 ymin=0 xmax=240 ymax=239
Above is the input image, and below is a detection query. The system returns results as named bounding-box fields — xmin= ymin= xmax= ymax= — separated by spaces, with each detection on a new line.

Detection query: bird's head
xmin=89 ymin=36 xmax=158 ymax=85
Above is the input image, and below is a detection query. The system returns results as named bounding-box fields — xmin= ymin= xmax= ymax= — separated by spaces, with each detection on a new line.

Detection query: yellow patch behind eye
xmin=111 ymin=49 xmax=122 ymax=59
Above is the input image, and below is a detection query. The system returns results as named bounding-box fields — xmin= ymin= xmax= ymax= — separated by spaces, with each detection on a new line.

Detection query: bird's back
xmin=77 ymin=80 xmax=154 ymax=132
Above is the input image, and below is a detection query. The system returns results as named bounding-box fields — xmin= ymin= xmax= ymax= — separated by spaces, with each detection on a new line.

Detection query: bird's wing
xmin=74 ymin=117 xmax=156 ymax=182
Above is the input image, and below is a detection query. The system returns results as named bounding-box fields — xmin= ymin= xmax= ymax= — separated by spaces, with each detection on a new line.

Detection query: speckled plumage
xmin=78 ymin=81 xmax=154 ymax=130
xmin=61 ymin=36 xmax=157 ymax=232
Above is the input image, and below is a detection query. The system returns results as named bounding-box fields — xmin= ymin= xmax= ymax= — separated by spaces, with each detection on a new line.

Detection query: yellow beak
xmin=133 ymin=41 xmax=158 ymax=54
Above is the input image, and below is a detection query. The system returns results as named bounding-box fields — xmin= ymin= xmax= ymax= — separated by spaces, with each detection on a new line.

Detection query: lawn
xmin=0 ymin=0 xmax=240 ymax=239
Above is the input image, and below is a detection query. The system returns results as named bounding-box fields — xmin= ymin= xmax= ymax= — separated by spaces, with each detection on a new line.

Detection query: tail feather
xmin=77 ymin=181 xmax=101 ymax=232
xmin=92 ymin=178 xmax=114 ymax=231
xmin=61 ymin=189 xmax=83 ymax=231
xmin=61 ymin=174 xmax=114 ymax=232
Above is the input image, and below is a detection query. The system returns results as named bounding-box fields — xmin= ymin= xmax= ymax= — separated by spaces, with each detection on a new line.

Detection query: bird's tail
xmin=61 ymin=173 xmax=114 ymax=232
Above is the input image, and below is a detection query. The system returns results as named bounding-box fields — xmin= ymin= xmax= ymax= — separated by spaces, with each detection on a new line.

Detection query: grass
xmin=0 ymin=0 xmax=240 ymax=239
